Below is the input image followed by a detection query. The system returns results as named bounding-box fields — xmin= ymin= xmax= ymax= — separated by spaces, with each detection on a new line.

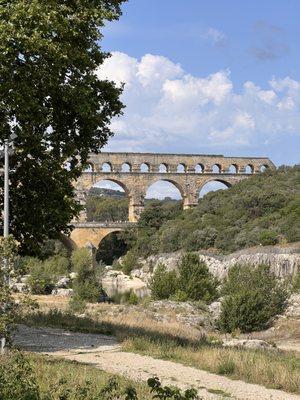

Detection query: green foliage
xmin=0 ymin=351 xmax=39 ymax=400
xmin=177 ymin=253 xmax=218 ymax=303
xmin=128 ymin=291 xmax=139 ymax=305
xmin=71 ymin=248 xmax=102 ymax=303
xmin=96 ymin=231 xmax=128 ymax=265
xmin=292 ymin=267 xmax=300 ymax=292
xmin=150 ymin=255 xmax=218 ymax=303
xmin=0 ymin=352 xmax=200 ymax=400
xmin=150 ymin=264 xmax=178 ymax=300
xmin=147 ymin=377 xmax=199 ymax=399
xmin=26 ymin=254 xmax=69 ymax=295
xmin=0 ymin=0 xmax=125 ymax=256
xmin=0 ymin=236 xmax=36 ymax=344
xmin=121 ymin=251 xmax=140 ymax=275
xmin=218 ymin=264 xmax=288 ymax=333
xmin=87 ymin=196 xmax=128 ymax=222
xmin=128 ymin=166 xmax=300 ymax=255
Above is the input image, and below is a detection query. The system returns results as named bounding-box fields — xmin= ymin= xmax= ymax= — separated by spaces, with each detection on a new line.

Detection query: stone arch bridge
xmin=69 ymin=152 xmax=274 ymax=249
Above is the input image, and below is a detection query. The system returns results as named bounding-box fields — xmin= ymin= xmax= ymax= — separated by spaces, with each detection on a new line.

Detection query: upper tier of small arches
xmin=84 ymin=162 xmax=270 ymax=174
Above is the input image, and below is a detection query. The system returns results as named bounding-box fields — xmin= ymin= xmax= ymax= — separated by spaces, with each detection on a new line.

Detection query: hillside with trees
xmin=126 ymin=165 xmax=300 ymax=256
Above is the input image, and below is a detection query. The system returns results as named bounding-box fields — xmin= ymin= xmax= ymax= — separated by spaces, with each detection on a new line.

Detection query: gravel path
xmin=14 ymin=325 xmax=300 ymax=400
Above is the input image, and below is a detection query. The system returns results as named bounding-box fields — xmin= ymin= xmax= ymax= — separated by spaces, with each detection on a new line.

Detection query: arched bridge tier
xmin=74 ymin=152 xmax=275 ymax=223
xmin=69 ymin=222 xmax=135 ymax=249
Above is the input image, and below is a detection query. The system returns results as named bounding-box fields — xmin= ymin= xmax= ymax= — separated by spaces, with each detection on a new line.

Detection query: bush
xmin=121 ymin=250 xmax=140 ymax=275
xmin=178 ymin=253 xmax=218 ymax=303
xmin=150 ymin=255 xmax=218 ymax=303
xmin=0 ymin=351 xmax=39 ymax=400
xmin=218 ymin=264 xmax=288 ymax=333
xmin=150 ymin=264 xmax=178 ymax=300
xmin=26 ymin=254 xmax=69 ymax=294
xmin=71 ymin=249 xmax=102 ymax=304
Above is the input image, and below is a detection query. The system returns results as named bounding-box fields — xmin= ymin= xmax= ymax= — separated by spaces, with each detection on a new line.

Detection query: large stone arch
xmin=69 ymin=226 xmax=124 ymax=249
xmin=145 ymin=177 xmax=185 ymax=199
xmin=197 ymin=177 xmax=233 ymax=198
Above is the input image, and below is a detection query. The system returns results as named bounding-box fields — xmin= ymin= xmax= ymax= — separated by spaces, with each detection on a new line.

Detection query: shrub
xmin=219 ymin=264 xmax=288 ymax=333
xmin=121 ymin=251 xmax=140 ymax=275
xmin=26 ymin=254 xmax=69 ymax=294
xmin=178 ymin=253 xmax=218 ymax=303
xmin=150 ymin=264 xmax=178 ymax=300
xmin=0 ymin=351 xmax=39 ymax=400
xmin=128 ymin=290 xmax=139 ymax=305
xmin=71 ymin=248 xmax=102 ymax=303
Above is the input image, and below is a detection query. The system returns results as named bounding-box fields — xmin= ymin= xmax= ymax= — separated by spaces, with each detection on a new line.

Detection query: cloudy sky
xmin=96 ymin=0 xmax=300 ymax=199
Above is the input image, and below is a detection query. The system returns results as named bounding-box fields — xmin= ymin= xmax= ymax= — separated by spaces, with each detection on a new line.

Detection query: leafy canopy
xmin=0 ymin=0 xmax=125 ymax=255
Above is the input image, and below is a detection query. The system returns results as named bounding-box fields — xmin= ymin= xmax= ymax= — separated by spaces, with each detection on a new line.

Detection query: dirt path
xmin=14 ymin=325 xmax=300 ymax=400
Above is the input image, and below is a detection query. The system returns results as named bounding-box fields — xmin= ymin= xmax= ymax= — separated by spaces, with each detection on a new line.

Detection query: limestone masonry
xmin=69 ymin=152 xmax=275 ymax=249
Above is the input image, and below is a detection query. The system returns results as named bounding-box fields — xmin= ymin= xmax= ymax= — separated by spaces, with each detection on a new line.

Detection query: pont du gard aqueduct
xmin=68 ymin=152 xmax=275 ymax=250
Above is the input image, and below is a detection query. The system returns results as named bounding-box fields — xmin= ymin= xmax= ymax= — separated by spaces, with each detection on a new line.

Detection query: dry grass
xmin=20 ymin=296 xmax=300 ymax=394
xmin=123 ymin=337 xmax=300 ymax=394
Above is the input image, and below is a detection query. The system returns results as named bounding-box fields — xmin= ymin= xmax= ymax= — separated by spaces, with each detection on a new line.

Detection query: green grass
xmin=1 ymin=353 xmax=152 ymax=400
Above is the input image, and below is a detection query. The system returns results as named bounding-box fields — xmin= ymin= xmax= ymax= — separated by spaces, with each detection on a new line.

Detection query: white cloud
xmin=96 ymin=52 xmax=300 ymax=152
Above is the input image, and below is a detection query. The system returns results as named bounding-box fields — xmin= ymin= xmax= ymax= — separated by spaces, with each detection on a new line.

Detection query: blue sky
xmin=96 ymin=1 xmax=300 ymax=198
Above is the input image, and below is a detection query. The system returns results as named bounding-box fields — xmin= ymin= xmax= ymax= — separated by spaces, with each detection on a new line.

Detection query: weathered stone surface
xmin=223 ymin=339 xmax=274 ymax=349
xmin=101 ymin=269 xmax=149 ymax=298
xmin=69 ymin=151 xmax=275 ymax=248
xmin=284 ymin=294 xmax=300 ymax=318
xmin=55 ymin=276 xmax=71 ymax=289
xmin=51 ymin=288 xmax=74 ymax=297
xmin=132 ymin=243 xmax=300 ymax=283
xmin=11 ymin=282 xmax=28 ymax=293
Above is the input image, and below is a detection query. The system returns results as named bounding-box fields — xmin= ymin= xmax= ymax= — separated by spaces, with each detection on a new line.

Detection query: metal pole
xmin=1 ymin=139 xmax=9 ymax=354
xmin=4 ymin=139 xmax=9 ymax=238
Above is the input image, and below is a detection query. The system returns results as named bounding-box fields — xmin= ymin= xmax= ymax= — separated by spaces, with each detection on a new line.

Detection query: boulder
xmin=223 ymin=338 xmax=274 ymax=349
xmin=51 ymin=288 xmax=73 ymax=297
xmin=55 ymin=276 xmax=70 ymax=288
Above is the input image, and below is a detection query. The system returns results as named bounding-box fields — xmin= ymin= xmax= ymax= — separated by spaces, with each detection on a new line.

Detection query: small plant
xmin=217 ymin=359 xmax=236 ymax=376
xmin=128 ymin=290 xmax=139 ymax=305
xmin=147 ymin=377 xmax=200 ymax=399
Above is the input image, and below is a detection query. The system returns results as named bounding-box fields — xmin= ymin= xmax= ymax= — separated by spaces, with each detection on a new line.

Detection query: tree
xmin=178 ymin=253 xmax=218 ymax=303
xmin=150 ymin=264 xmax=178 ymax=300
xmin=218 ymin=264 xmax=288 ymax=333
xmin=0 ymin=0 xmax=125 ymax=255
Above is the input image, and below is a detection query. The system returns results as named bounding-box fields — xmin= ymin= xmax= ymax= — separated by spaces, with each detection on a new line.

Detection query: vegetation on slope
xmin=127 ymin=165 xmax=300 ymax=256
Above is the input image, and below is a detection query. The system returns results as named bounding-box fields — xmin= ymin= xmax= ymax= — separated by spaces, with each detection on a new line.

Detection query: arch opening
xmin=102 ymin=162 xmax=112 ymax=172
xmin=199 ymin=180 xmax=231 ymax=199
xmin=212 ymin=164 xmax=222 ymax=173
xmin=228 ymin=164 xmax=238 ymax=174
xmin=87 ymin=179 xmax=129 ymax=222
xmin=140 ymin=163 xmax=150 ymax=172
xmin=159 ymin=163 xmax=168 ymax=173
xmin=146 ymin=180 xmax=183 ymax=201
xmin=195 ymin=164 xmax=204 ymax=173
xmin=121 ymin=162 xmax=131 ymax=172
xmin=245 ymin=164 xmax=254 ymax=174
xmin=260 ymin=165 xmax=268 ymax=173
xmin=96 ymin=231 xmax=128 ymax=266
xmin=177 ymin=163 xmax=186 ymax=173
xmin=84 ymin=163 xmax=94 ymax=173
